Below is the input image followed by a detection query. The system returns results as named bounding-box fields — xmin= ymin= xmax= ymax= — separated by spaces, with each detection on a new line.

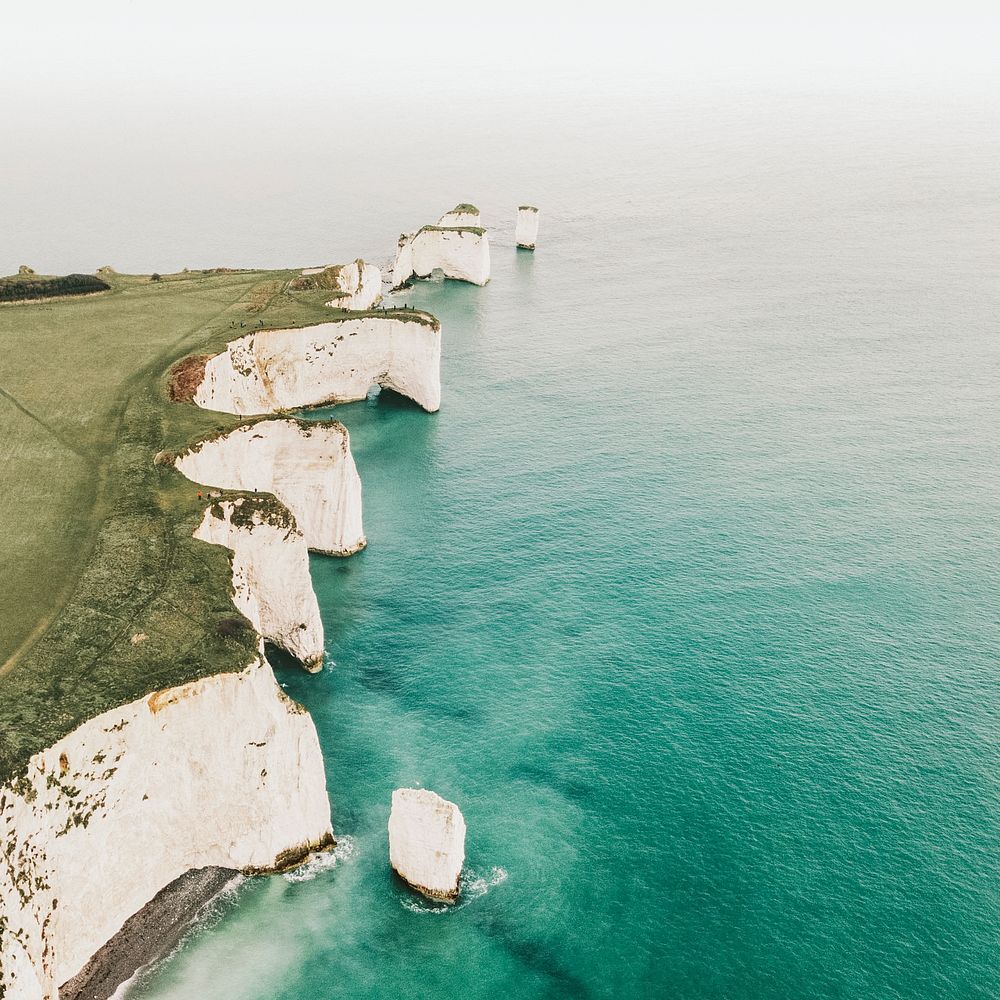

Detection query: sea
xmin=13 ymin=85 xmax=1000 ymax=999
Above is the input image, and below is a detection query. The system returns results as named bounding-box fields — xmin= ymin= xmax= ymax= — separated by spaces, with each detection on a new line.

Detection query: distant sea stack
xmin=388 ymin=788 xmax=466 ymax=902
xmin=516 ymin=206 xmax=539 ymax=250
xmin=392 ymin=205 xmax=491 ymax=288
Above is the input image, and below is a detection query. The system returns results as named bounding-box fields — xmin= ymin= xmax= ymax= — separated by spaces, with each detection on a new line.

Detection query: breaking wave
xmin=401 ymin=865 xmax=508 ymax=915
xmin=283 ymin=836 xmax=356 ymax=883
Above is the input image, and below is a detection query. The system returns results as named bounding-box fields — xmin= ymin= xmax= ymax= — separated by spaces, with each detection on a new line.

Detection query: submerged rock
xmin=388 ymin=788 xmax=466 ymax=902
xmin=516 ymin=206 xmax=539 ymax=249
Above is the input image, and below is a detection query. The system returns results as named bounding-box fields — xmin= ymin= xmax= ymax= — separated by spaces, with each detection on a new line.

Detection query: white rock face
xmin=193 ymin=497 xmax=324 ymax=670
xmin=388 ymin=788 xmax=466 ymax=902
xmin=0 ymin=656 xmax=332 ymax=1000
xmin=392 ymin=226 xmax=490 ymax=288
xmin=191 ymin=314 xmax=441 ymax=415
xmin=322 ymin=259 xmax=382 ymax=311
xmin=175 ymin=419 xmax=365 ymax=557
xmin=516 ymin=206 xmax=539 ymax=249
xmin=437 ymin=205 xmax=481 ymax=228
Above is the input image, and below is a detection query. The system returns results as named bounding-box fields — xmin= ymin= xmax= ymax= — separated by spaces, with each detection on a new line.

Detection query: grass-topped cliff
xmin=0 ymin=268 xmax=435 ymax=781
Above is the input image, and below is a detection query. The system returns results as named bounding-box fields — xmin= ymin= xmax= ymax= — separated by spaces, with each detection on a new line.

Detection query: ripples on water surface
xmin=127 ymin=93 xmax=999 ymax=999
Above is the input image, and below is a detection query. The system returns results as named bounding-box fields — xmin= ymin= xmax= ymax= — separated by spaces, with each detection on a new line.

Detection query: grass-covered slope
xmin=0 ymin=268 xmax=436 ymax=780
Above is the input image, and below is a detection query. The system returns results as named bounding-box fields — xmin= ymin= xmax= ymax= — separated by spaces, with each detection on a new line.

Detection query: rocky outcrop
xmin=0 ymin=656 xmax=332 ymax=1000
xmin=392 ymin=208 xmax=490 ymax=288
xmin=437 ymin=204 xmax=481 ymax=228
xmin=516 ymin=206 xmax=539 ymax=249
xmin=193 ymin=497 xmax=325 ymax=670
xmin=175 ymin=419 xmax=365 ymax=557
xmin=388 ymin=788 xmax=466 ymax=902
xmin=325 ymin=259 xmax=381 ymax=311
xmin=289 ymin=259 xmax=382 ymax=311
xmin=189 ymin=313 xmax=441 ymax=415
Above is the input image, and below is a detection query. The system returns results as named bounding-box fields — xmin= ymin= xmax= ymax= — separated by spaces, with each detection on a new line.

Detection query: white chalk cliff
xmin=0 ymin=656 xmax=332 ymax=1000
xmin=293 ymin=259 xmax=382 ymax=312
xmin=388 ymin=788 xmax=466 ymax=902
xmin=320 ymin=259 xmax=382 ymax=311
xmin=437 ymin=204 xmax=481 ymax=228
xmin=392 ymin=207 xmax=490 ymax=288
xmin=193 ymin=497 xmax=325 ymax=670
xmin=191 ymin=315 xmax=441 ymax=416
xmin=516 ymin=206 xmax=539 ymax=249
xmin=175 ymin=419 xmax=365 ymax=557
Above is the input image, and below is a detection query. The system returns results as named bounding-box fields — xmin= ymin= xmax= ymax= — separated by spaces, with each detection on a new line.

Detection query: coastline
xmin=60 ymin=867 xmax=239 ymax=1000
xmin=0 ymin=257 xmax=447 ymax=997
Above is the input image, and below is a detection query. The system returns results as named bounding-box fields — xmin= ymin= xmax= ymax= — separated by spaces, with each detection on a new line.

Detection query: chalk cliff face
xmin=292 ymin=259 xmax=381 ymax=311
xmin=392 ymin=221 xmax=490 ymax=288
xmin=0 ymin=656 xmax=332 ymax=1000
xmin=193 ymin=497 xmax=324 ymax=670
xmin=191 ymin=315 xmax=441 ymax=415
xmin=325 ymin=259 xmax=382 ymax=311
xmin=175 ymin=419 xmax=365 ymax=557
xmin=388 ymin=788 xmax=466 ymax=902
xmin=516 ymin=206 xmax=539 ymax=249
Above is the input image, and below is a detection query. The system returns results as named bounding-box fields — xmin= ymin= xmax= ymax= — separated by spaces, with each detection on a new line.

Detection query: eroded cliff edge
xmin=188 ymin=312 xmax=441 ymax=415
xmin=174 ymin=418 xmax=365 ymax=557
xmin=0 ymin=263 xmax=446 ymax=999
xmin=0 ymin=656 xmax=332 ymax=1000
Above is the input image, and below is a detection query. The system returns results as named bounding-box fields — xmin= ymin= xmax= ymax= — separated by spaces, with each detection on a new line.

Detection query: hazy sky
xmin=4 ymin=1 xmax=999 ymax=102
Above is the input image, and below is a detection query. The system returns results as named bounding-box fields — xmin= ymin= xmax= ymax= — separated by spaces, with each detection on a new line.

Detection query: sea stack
xmin=516 ymin=206 xmax=539 ymax=249
xmin=391 ymin=205 xmax=491 ymax=288
xmin=388 ymin=788 xmax=466 ymax=902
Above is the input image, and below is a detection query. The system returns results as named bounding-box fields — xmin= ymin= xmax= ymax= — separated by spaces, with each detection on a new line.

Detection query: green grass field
xmin=0 ymin=268 xmax=430 ymax=781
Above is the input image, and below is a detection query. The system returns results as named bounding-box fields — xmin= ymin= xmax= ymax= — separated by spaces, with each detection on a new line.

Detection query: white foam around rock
xmin=388 ymin=788 xmax=466 ymax=902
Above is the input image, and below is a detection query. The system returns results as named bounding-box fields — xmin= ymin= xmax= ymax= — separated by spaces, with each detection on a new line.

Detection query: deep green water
xmin=127 ymin=95 xmax=999 ymax=999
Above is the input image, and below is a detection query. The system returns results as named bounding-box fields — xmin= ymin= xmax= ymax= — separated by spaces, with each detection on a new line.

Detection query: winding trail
xmin=0 ymin=278 xmax=268 ymax=680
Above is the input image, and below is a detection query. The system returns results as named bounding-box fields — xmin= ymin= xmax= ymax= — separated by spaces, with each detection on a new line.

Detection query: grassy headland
xmin=0 ymin=267 xmax=434 ymax=780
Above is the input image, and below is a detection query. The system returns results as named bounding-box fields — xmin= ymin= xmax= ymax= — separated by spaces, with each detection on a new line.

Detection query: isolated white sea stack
xmin=193 ymin=497 xmax=325 ymax=670
xmin=388 ymin=788 xmax=466 ymax=902
xmin=190 ymin=313 xmax=441 ymax=415
xmin=175 ymin=419 xmax=365 ymax=556
xmin=0 ymin=656 xmax=332 ymax=1000
xmin=516 ymin=206 xmax=539 ymax=249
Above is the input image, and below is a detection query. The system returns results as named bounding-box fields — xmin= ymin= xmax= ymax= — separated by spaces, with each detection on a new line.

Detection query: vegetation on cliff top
xmin=0 ymin=267 xmax=437 ymax=781
xmin=0 ymin=273 xmax=110 ymax=303
xmin=415 ymin=225 xmax=487 ymax=238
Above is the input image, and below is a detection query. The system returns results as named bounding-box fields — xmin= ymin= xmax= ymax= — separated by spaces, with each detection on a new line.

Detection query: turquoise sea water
xmin=116 ymin=93 xmax=1000 ymax=999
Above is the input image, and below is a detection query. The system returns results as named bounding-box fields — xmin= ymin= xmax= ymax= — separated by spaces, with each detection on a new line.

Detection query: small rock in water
xmin=388 ymin=788 xmax=466 ymax=902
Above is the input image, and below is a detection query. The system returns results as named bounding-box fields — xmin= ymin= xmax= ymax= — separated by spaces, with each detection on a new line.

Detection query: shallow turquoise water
xmin=128 ymin=95 xmax=999 ymax=999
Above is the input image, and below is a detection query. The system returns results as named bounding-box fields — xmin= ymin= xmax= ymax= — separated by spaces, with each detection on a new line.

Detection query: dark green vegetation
xmin=0 ymin=273 xmax=110 ymax=303
xmin=449 ymin=203 xmax=479 ymax=214
xmin=416 ymin=225 xmax=487 ymax=237
xmin=518 ymin=205 xmax=538 ymax=212
xmin=0 ymin=268 xmax=435 ymax=781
